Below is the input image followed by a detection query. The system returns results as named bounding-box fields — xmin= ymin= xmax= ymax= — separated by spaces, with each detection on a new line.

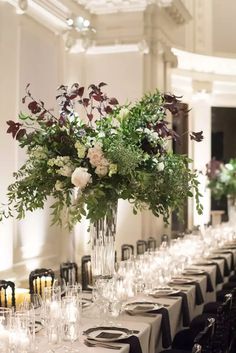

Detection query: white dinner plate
xmin=149 ymin=287 xmax=180 ymax=297
xmin=169 ymin=277 xmax=194 ymax=285
xmin=124 ymin=301 xmax=161 ymax=314
xmin=83 ymin=326 xmax=131 ymax=342
xmin=182 ymin=269 xmax=205 ymax=275
xmin=193 ymin=260 xmax=213 ymax=266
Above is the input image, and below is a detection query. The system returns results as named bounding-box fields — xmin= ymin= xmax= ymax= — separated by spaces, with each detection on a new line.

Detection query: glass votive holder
xmin=43 ymin=286 xmax=61 ymax=302
xmin=47 ymin=321 xmax=61 ymax=346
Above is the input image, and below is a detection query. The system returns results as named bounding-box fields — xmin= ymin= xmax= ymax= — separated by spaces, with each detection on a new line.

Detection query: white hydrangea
xmin=47 ymin=156 xmax=74 ymax=177
xmin=75 ymin=141 xmax=86 ymax=159
xmin=30 ymin=146 xmax=47 ymax=160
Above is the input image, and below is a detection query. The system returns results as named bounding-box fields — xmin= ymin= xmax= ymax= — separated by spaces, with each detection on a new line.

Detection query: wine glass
xmin=53 ymin=278 xmax=67 ymax=297
xmin=0 ymin=308 xmax=12 ymax=352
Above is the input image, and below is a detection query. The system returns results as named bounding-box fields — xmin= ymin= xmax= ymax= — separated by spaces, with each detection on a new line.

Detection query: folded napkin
xmin=218 ymin=251 xmax=235 ymax=271
xmin=170 ymin=291 xmax=190 ymax=327
xmin=120 ymin=335 xmax=143 ymax=353
xmin=180 ymin=281 xmax=204 ymax=305
xmin=210 ymin=256 xmax=230 ymax=276
xmin=196 ymin=262 xmax=223 ymax=284
xmin=192 ymin=281 xmax=204 ymax=305
xmin=151 ymin=307 xmax=172 ymax=348
xmin=184 ymin=271 xmax=214 ymax=292
xmin=204 ymin=272 xmax=214 ymax=292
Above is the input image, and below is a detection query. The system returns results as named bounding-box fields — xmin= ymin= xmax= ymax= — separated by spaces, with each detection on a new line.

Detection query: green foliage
xmin=0 ymin=85 xmax=203 ymax=229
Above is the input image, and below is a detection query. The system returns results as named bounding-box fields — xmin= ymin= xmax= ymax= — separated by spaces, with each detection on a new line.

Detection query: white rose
xmin=117 ymin=107 xmax=129 ymax=120
xmin=99 ymin=158 xmax=109 ymax=167
xmin=157 ymin=162 xmax=165 ymax=171
xmin=71 ymin=167 xmax=92 ymax=189
xmin=95 ymin=165 xmax=108 ymax=177
xmin=87 ymin=146 xmax=103 ymax=167
xmin=150 ymin=132 xmax=159 ymax=141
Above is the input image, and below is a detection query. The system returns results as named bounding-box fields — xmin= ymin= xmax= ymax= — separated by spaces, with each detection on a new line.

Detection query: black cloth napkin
xmin=196 ymin=262 xmax=224 ymax=284
xmin=180 ymin=281 xmax=204 ymax=305
xmin=218 ymin=251 xmax=235 ymax=271
xmin=210 ymin=256 xmax=230 ymax=276
xmin=151 ymin=307 xmax=172 ymax=348
xmin=204 ymin=272 xmax=214 ymax=292
xmin=170 ymin=291 xmax=190 ymax=327
xmin=192 ymin=281 xmax=204 ymax=305
xmin=185 ymin=272 xmax=214 ymax=292
xmin=120 ymin=335 xmax=143 ymax=353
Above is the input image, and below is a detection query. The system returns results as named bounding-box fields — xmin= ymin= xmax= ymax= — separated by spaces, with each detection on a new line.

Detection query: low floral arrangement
xmin=0 ymin=83 xmax=203 ymax=229
xmin=206 ymin=158 xmax=236 ymax=201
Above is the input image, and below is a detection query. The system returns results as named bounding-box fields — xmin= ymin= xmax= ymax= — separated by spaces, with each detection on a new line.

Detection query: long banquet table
xmin=36 ymin=247 xmax=236 ymax=353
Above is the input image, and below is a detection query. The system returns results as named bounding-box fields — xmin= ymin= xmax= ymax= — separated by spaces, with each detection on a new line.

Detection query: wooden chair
xmin=81 ymin=255 xmax=93 ymax=291
xmin=29 ymin=268 xmax=55 ymax=296
xmin=136 ymin=240 xmax=147 ymax=255
xmin=60 ymin=262 xmax=78 ymax=285
xmin=147 ymin=237 xmax=156 ymax=250
xmin=0 ymin=280 xmax=15 ymax=308
xmin=121 ymin=244 xmax=134 ymax=261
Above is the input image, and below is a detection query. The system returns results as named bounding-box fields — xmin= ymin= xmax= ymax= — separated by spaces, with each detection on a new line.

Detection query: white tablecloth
xmin=36 ymin=248 xmax=236 ymax=353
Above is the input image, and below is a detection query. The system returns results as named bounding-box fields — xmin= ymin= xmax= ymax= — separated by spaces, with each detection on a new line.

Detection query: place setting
xmin=83 ymin=326 xmax=142 ymax=353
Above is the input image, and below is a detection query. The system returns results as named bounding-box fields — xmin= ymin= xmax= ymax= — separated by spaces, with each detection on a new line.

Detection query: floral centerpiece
xmin=206 ymin=159 xmax=236 ymax=202
xmin=0 ymin=83 xmax=203 ymax=230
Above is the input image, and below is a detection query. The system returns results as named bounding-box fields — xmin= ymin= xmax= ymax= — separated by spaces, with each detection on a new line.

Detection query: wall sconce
xmin=65 ymin=14 xmax=96 ymax=51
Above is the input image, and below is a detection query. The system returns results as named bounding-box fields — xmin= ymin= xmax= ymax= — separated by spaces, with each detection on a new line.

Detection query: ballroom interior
xmin=0 ymin=0 xmax=236 ymax=288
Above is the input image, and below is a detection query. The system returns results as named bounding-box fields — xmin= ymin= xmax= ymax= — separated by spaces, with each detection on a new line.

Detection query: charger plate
xmin=182 ymin=269 xmax=205 ymax=275
xmin=124 ymin=301 xmax=161 ymax=314
xmin=149 ymin=287 xmax=180 ymax=297
xmin=83 ymin=326 xmax=132 ymax=342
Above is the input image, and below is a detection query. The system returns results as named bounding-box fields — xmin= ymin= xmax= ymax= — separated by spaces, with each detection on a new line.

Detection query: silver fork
xmin=84 ymin=339 xmax=122 ymax=350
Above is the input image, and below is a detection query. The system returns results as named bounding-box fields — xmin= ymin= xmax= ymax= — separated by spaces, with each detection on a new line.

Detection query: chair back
xmin=136 ymin=240 xmax=147 ymax=255
xmin=121 ymin=244 xmax=134 ymax=261
xmin=213 ymin=293 xmax=232 ymax=353
xmin=0 ymin=280 xmax=15 ymax=308
xmin=161 ymin=233 xmax=170 ymax=245
xmin=147 ymin=237 xmax=156 ymax=250
xmin=192 ymin=344 xmax=202 ymax=353
xmin=29 ymin=268 xmax=55 ymax=296
xmin=60 ymin=262 xmax=78 ymax=285
xmin=81 ymin=255 xmax=93 ymax=291
xmin=193 ymin=317 xmax=215 ymax=353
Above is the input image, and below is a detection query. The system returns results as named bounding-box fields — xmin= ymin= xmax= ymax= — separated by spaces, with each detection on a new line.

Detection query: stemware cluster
xmin=0 ymin=281 xmax=84 ymax=353
xmin=105 ymin=224 xmax=236 ymax=298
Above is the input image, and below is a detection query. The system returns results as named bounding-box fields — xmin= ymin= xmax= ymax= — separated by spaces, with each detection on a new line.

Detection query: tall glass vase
xmin=90 ymin=205 xmax=117 ymax=279
xmin=228 ymin=196 xmax=236 ymax=228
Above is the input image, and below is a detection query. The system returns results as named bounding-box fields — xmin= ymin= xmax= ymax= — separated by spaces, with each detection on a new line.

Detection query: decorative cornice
xmin=172 ymin=48 xmax=236 ymax=76
xmin=164 ymin=0 xmax=192 ymax=25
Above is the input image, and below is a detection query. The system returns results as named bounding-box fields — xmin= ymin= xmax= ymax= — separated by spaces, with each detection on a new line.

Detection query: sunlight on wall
xmin=18 ymin=210 xmax=48 ymax=259
xmin=0 ymin=220 xmax=13 ymax=271
xmin=191 ymin=92 xmax=211 ymax=226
